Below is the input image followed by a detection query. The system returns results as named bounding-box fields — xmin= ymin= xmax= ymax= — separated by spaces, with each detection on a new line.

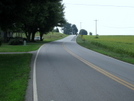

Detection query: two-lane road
xmin=26 ymin=35 xmax=134 ymax=101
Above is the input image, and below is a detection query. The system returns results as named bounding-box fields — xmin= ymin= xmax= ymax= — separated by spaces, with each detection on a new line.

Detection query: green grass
xmin=0 ymin=43 xmax=42 ymax=52
xmin=0 ymin=32 xmax=67 ymax=52
xmin=43 ymin=32 xmax=67 ymax=42
xmin=76 ymin=35 xmax=134 ymax=64
xmin=0 ymin=32 xmax=67 ymax=101
xmin=0 ymin=54 xmax=32 ymax=101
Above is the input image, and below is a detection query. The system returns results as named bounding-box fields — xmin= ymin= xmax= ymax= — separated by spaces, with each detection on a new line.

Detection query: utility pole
xmin=95 ymin=19 xmax=98 ymax=38
xmin=95 ymin=19 xmax=97 ymax=35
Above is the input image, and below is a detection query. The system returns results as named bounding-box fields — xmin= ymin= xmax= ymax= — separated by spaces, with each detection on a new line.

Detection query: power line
xmin=106 ymin=26 xmax=134 ymax=29
xmin=65 ymin=3 xmax=134 ymax=8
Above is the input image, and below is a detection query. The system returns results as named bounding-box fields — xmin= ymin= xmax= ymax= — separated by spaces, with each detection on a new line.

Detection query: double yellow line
xmin=62 ymin=43 xmax=134 ymax=91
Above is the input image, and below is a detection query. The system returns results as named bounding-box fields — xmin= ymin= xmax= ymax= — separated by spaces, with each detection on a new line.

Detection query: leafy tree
xmin=0 ymin=0 xmax=30 ymax=31
xmin=38 ymin=0 xmax=66 ymax=41
xmin=52 ymin=28 xmax=59 ymax=33
xmin=21 ymin=1 xmax=46 ymax=42
xmin=62 ymin=22 xmax=72 ymax=35
xmin=0 ymin=0 xmax=66 ymax=42
xmin=79 ymin=29 xmax=88 ymax=35
xmin=0 ymin=0 xmax=30 ymax=42
xmin=72 ymin=24 xmax=78 ymax=35
xmin=53 ymin=28 xmax=59 ymax=32
xmin=62 ymin=23 xmax=78 ymax=35
xmin=89 ymin=32 xmax=92 ymax=35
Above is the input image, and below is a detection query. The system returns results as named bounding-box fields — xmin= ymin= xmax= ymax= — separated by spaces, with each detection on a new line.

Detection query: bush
xmin=95 ymin=34 xmax=99 ymax=38
xmin=89 ymin=32 xmax=92 ymax=35
xmin=8 ymin=38 xmax=23 ymax=45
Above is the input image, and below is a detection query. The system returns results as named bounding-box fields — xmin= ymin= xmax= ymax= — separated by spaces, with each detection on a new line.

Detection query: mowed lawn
xmin=0 ymin=32 xmax=67 ymax=101
xmin=0 ymin=32 xmax=67 ymax=52
xmin=77 ymin=35 xmax=134 ymax=64
xmin=0 ymin=54 xmax=32 ymax=101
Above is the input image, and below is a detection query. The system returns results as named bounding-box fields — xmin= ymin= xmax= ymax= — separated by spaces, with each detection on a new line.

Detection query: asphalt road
xmin=26 ymin=35 xmax=134 ymax=101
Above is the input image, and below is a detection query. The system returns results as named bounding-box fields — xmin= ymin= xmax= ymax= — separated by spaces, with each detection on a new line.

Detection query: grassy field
xmin=77 ymin=35 xmax=134 ymax=64
xmin=43 ymin=32 xmax=67 ymax=42
xmin=0 ymin=54 xmax=32 ymax=101
xmin=0 ymin=32 xmax=67 ymax=52
xmin=0 ymin=32 xmax=67 ymax=101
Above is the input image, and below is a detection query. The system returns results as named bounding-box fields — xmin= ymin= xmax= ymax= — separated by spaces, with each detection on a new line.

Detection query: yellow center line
xmin=62 ymin=43 xmax=134 ymax=91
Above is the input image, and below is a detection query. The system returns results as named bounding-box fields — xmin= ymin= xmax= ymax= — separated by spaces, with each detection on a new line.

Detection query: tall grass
xmin=85 ymin=35 xmax=134 ymax=57
xmin=77 ymin=35 xmax=134 ymax=64
xmin=43 ymin=32 xmax=67 ymax=42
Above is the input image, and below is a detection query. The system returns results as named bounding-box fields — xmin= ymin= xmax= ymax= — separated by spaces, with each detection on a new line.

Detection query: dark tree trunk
xmin=40 ymin=32 xmax=43 ymax=41
xmin=31 ymin=32 xmax=36 ymax=42
xmin=25 ymin=32 xmax=31 ymax=42
xmin=3 ymin=31 xmax=8 ymax=43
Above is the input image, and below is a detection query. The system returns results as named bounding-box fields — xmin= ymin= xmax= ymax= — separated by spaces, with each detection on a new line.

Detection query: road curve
xmin=27 ymin=35 xmax=134 ymax=101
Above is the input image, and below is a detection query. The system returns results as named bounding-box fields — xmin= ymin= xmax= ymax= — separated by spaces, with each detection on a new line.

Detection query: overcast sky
xmin=62 ymin=0 xmax=134 ymax=35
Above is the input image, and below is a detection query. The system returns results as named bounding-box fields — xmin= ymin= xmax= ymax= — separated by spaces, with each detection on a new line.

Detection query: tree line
xmin=0 ymin=0 xmax=66 ymax=42
xmin=62 ymin=22 xmax=78 ymax=35
xmin=62 ymin=22 xmax=92 ymax=35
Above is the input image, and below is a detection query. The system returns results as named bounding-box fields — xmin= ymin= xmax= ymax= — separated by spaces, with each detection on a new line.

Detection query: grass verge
xmin=0 ymin=32 xmax=67 ymax=52
xmin=0 ymin=54 xmax=32 ymax=101
xmin=76 ymin=35 xmax=134 ymax=64
xmin=0 ymin=32 xmax=67 ymax=101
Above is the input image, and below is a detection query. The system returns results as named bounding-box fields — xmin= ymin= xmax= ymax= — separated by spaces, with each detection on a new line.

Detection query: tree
xmin=72 ymin=24 xmax=78 ymax=35
xmin=62 ymin=22 xmax=72 ymax=35
xmin=62 ymin=23 xmax=78 ymax=35
xmin=0 ymin=0 xmax=30 ymax=31
xmin=53 ymin=28 xmax=59 ymax=32
xmin=38 ymin=0 xmax=66 ymax=41
xmin=0 ymin=0 xmax=30 ymax=42
xmin=0 ymin=0 xmax=66 ymax=42
xmin=89 ymin=32 xmax=92 ymax=35
xmin=79 ymin=29 xmax=88 ymax=35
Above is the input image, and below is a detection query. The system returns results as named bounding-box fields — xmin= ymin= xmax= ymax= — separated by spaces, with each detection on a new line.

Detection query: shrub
xmin=89 ymin=32 xmax=92 ymax=35
xmin=8 ymin=38 xmax=23 ymax=45
xmin=95 ymin=34 xmax=99 ymax=38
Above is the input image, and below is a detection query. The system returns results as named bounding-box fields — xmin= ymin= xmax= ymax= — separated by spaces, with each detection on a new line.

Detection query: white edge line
xmin=33 ymin=44 xmax=45 ymax=101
